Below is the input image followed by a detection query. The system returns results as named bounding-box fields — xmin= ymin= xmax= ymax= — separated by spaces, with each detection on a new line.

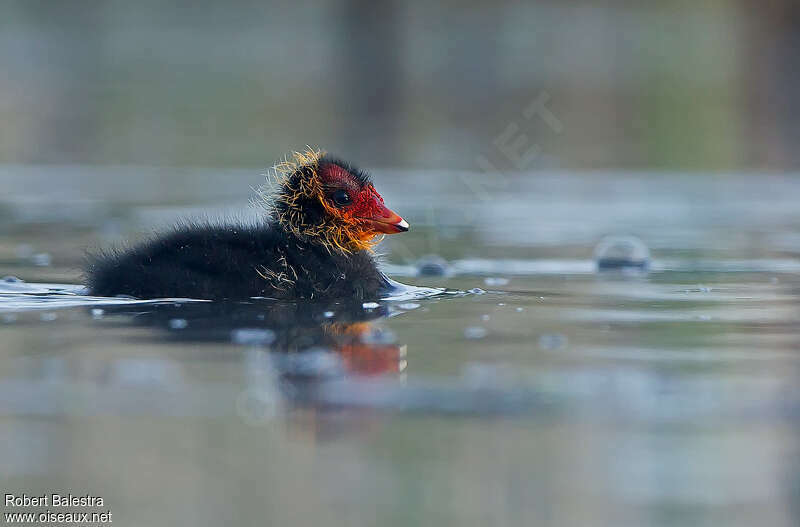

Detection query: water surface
xmin=1 ymin=167 xmax=799 ymax=526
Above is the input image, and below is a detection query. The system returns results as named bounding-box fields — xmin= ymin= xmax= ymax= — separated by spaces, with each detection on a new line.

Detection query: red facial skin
xmin=319 ymin=163 xmax=408 ymax=234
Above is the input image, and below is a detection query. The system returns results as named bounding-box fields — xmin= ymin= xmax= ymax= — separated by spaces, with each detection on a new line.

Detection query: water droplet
xmin=538 ymin=333 xmax=568 ymax=350
xmin=480 ymin=314 xmax=490 ymax=322
xmin=397 ymin=302 xmax=420 ymax=310
xmin=497 ymin=302 xmax=506 ymax=306
xmin=323 ymin=310 xmax=335 ymax=318
xmin=484 ymin=277 xmax=509 ymax=286
xmin=415 ymin=255 xmax=451 ymax=276
xmin=232 ymin=328 xmax=276 ymax=346
xmin=40 ymin=312 xmax=57 ymax=322
xmin=362 ymin=302 xmax=380 ymax=310
xmin=90 ymin=308 xmax=104 ymax=319
xmin=464 ymin=326 xmax=488 ymax=339
xmin=169 ymin=318 xmax=188 ymax=329
xmin=515 ymin=307 xmax=525 ymax=312
xmin=594 ymin=235 xmax=650 ymax=272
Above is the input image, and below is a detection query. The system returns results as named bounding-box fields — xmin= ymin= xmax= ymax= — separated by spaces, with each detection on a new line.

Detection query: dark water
xmin=1 ymin=167 xmax=800 ymax=526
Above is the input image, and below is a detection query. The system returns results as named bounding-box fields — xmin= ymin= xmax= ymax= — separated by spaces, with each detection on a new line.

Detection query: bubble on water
xmin=168 ymin=318 xmax=188 ymax=329
xmin=232 ymin=328 xmax=276 ymax=346
xmin=2 ymin=314 xmax=18 ymax=323
xmin=464 ymin=326 xmax=488 ymax=339
xmin=415 ymin=255 xmax=451 ymax=276
xmin=397 ymin=302 xmax=420 ymax=310
xmin=90 ymin=308 xmax=104 ymax=319
xmin=323 ymin=310 xmax=335 ymax=318
xmin=2 ymin=276 xmax=23 ymax=283
xmin=360 ymin=327 xmax=397 ymax=345
xmin=32 ymin=253 xmax=52 ymax=267
xmin=468 ymin=287 xmax=486 ymax=295
xmin=480 ymin=314 xmax=490 ymax=321
xmin=594 ymin=235 xmax=650 ymax=272
xmin=362 ymin=302 xmax=380 ymax=310
xmin=538 ymin=333 xmax=568 ymax=350
xmin=40 ymin=312 xmax=58 ymax=322
xmin=484 ymin=277 xmax=509 ymax=286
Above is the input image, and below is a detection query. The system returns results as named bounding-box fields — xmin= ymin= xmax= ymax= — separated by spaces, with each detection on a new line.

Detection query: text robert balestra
xmin=5 ymin=494 xmax=104 ymax=507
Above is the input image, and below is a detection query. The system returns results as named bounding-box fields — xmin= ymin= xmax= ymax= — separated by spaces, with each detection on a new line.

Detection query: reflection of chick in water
xmin=325 ymin=321 xmax=406 ymax=376
xmin=97 ymin=300 xmax=405 ymax=376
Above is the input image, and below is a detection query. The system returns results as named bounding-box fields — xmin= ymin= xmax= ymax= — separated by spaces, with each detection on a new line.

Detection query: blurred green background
xmin=2 ymin=0 xmax=798 ymax=170
xmin=3 ymin=5 xmax=800 ymax=526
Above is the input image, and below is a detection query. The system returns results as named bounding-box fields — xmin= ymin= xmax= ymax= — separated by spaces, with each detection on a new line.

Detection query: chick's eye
xmin=331 ymin=189 xmax=352 ymax=206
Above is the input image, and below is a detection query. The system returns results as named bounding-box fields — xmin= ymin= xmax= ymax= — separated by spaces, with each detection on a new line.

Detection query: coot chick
xmin=86 ymin=149 xmax=409 ymax=300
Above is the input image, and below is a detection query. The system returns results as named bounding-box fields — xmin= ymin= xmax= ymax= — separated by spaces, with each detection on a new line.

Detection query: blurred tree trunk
xmin=741 ymin=0 xmax=800 ymax=168
xmin=333 ymin=0 xmax=402 ymax=165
